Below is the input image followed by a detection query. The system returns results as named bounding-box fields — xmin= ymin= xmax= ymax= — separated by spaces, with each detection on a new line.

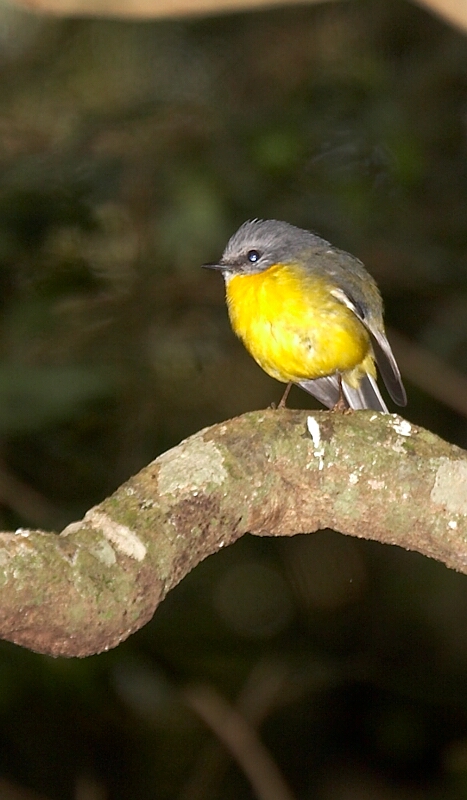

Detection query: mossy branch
xmin=1 ymin=409 xmax=466 ymax=657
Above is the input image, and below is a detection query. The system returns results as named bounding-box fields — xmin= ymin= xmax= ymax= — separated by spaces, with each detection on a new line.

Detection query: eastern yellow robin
xmin=204 ymin=219 xmax=406 ymax=411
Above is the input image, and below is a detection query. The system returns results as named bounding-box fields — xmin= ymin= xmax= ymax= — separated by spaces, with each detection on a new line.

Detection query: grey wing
xmin=329 ymin=287 xmax=406 ymax=407
xmin=298 ymin=374 xmax=388 ymax=412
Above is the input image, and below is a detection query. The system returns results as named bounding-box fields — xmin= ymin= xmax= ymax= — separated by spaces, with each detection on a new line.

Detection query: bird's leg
xmin=331 ymin=375 xmax=349 ymax=413
xmin=278 ymin=382 xmax=293 ymax=408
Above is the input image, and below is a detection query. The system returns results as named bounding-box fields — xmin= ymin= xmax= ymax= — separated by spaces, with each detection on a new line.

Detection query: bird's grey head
xmin=206 ymin=219 xmax=323 ymax=278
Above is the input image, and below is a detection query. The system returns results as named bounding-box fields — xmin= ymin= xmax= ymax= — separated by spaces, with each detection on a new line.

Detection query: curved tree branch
xmin=1 ymin=409 xmax=466 ymax=657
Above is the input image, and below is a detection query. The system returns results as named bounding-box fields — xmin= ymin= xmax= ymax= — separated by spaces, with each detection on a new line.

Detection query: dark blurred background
xmin=1 ymin=0 xmax=467 ymax=797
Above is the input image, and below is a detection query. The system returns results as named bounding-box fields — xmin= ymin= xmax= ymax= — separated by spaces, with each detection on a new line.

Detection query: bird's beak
xmin=202 ymin=262 xmax=225 ymax=270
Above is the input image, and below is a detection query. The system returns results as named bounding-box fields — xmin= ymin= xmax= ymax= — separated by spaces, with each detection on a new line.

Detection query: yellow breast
xmin=225 ymin=262 xmax=371 ymax=383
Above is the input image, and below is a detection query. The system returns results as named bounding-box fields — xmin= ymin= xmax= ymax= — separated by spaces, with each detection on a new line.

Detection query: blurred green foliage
xmin=0 ymin=0 xmax=467 ymax=798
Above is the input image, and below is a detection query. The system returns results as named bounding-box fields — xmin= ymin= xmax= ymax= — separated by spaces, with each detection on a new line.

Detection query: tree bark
xmin=1 ymin=409 xmax=466 ymax=657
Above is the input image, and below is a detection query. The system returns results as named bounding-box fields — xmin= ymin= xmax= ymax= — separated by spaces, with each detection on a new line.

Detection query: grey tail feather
xmin=342 ymin=374 xmax=388 ymax=412
xmin=370 ymin=334 xmax=407 ymax=407
xmin=298 ymin=373 xmax=388 ymax=413
xmin=298 ymin=375 xmax=340 ymax=408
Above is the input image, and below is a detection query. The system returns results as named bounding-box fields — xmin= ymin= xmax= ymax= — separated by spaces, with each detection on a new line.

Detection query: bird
xmin=203 ymin=219 xmax=406 ymax=412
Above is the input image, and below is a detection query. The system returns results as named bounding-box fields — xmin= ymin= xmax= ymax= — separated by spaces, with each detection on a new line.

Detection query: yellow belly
xmin=226 ymin=262 xmax=372 ymax=384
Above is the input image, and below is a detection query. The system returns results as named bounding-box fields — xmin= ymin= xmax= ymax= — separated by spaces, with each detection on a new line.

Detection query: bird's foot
xmin=277 ymin=382 xmax=293 ymax=408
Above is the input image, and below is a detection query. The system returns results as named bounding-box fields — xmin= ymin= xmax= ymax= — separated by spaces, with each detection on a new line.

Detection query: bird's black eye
xmin=247 ymin=249 xmax=261 ymax=263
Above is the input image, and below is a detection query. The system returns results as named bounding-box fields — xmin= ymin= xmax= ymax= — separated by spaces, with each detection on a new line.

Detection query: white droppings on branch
xmin=390 ymin=417 xmax=412 ymax=437
xmin=14 ymin=528 xmax=31 ymax=537
xmin=306 ymin=416 xmax=325 ymax=471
